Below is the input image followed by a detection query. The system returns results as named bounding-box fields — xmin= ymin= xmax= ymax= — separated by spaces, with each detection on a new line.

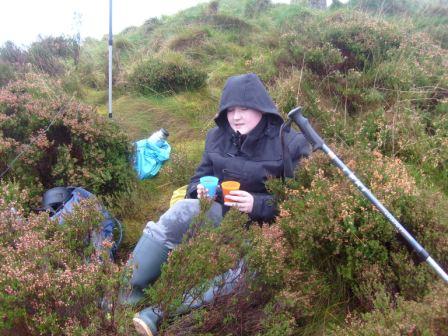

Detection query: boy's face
xmin=227 ymin=106 xmax=262 ymax=135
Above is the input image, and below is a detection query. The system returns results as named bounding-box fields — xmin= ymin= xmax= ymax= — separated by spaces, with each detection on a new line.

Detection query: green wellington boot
xmin=133 ymin=307 xmax=161 ymax=336
xmin=120 ymin=233 xmax=170 ymax=306
xmin=132 ymin=261 xmax=244 ymax=335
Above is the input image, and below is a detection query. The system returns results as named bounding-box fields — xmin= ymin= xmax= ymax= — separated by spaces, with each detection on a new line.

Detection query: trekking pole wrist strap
xmin=288 ymin=107 xmax=324 ymax=151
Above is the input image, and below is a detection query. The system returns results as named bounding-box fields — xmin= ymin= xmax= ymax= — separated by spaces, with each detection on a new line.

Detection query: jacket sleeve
xmin=249 ymin=192 xmax=278 ymax=222
xmin=186 ymin=151 xmax=213 ymax=199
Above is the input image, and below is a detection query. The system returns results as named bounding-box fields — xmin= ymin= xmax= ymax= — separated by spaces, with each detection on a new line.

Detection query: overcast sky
xmin=0 ymin=0 xmax=291 ymax=48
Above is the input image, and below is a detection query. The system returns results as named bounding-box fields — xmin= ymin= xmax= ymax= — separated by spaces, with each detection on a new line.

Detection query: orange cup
xmin=221 ymin=181 xmax=240 ymax=202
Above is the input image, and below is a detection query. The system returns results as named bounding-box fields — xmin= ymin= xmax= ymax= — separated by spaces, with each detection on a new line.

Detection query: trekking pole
xmin=288 ymin=107 xmax=448 ymax=284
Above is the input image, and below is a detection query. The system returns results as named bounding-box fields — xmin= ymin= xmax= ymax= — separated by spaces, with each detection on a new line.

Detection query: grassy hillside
xmin=0 ymin=0 xmax=447 ymax=335
xmin=80 ymin=0 xmax=448 ymax=196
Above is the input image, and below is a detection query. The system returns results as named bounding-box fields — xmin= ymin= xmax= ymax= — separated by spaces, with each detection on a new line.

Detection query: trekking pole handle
xmin=288 ymin=107 xmax=324 ymax=151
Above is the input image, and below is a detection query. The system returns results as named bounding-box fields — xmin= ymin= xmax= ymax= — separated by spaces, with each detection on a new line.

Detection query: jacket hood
xmin=215 ymin=73 xmax=283 ymax=127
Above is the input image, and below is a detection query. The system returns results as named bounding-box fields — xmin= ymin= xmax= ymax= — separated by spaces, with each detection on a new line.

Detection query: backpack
xmin=42 ymin=186 xmax=122 ymax=260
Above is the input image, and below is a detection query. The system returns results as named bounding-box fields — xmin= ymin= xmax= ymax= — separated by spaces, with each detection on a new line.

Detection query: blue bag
xmin=43 ymin=186 xmax=122 ymax=260
xmin=133 ymin=138 xmax=171 ymax=180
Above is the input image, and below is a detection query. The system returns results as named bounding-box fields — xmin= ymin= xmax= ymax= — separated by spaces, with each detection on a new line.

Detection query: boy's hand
xmin=196 ymin=184 xmax=207 ymax=199
xmin=224 ymin=190 xmax=254 ymax=213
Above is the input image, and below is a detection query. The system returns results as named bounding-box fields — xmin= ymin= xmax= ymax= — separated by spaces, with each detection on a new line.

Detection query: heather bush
xmin=60 ymin=71 xmax=85 ymax=98
xmin=172 ymin=145 xmax=447 ymax=334
xmin=148 ymin=197 xmax=330 ymax=335
xmin=0 ymin=181 xmax=30 ymax=242
xmin=349 ymin=0 xmax=419 ymax=16
xmin=0 ymin=60 xmax=15 ymax=87
xmin=315 ymin=29 xmax=448 ymax=116
xmin=207 ymin=0 xmax=219 ymax=15
xmin=245 ymin=220 xmax=334 ymax=332
xmin=276 ymin=30 xmax=343 ymax=76
xmin=78 ymin=51 xmax=105 ymax=90
xmin=0 ymin=73 xmax=134 ymax=205
xmin=153 ymin=207 xmax=307 ymax=335
xmin=276 ymin=10 xmax=400 ymax=76
xmin=145 ymin=204 xmax=249 ymax=328
xmin=352 ymin=107 xmax=448 ymax=193
xmin=325 ymin=69 xmax=384 ymax=115
xmin=114 ymin=37 xmax=133 ymax=54
xmin=167 ymin=28 xmax=211 ymax=52
xmin=270 ymin=10 xmax=447 ymax=170
xmin=0 ymin=190 xmax=133 ymax=335
xmin=130 ymin=52 xmax=207 ymax=95
xmin=427 ymin=23 xmax=448 ymax=48
xmin=331 ymin=281 xmax=448 ymax=335
xmin=31 ymin=36 xmax=79 ymax=60
xmin=269 ymin=70 xmax=303 ymax=115
xmin=270 ymin=69 xmax=322 ymax=116
xmin=26 ymin=36 xmax=80 ymax=77
xmin=274 ymin=147 xmax=448 ymax=308
xmin=417 ymin=3 xmax=448 ymax=49
xmin=372 ymin=32 xmax=448 ymax=108
xmin=0 ymin=41 xmax=27 ymax=65
xmin=246 ymin=224 xmax=289 ymax=288
xmin=205 ymin=14 xmax=253 ymax=32
xmin=8 ymin=2 xmax=445 ymax=334
xmin=28 ymin=43 xmax=64 ymax=76
xmin=142 ymin=17 xmax=162 ymax=34
xmin=244 ymin=0 xmax=272 ymax=18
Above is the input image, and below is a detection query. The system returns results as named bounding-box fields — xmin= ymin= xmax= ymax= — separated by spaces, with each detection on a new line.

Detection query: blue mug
xmin=199 ymin=176 xmax=219 ymax=198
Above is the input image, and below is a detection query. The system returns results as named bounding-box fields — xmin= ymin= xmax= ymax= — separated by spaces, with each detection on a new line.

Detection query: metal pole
xmin=108 ymin=0 xmax=113 ymax=119
xmin=288 ymin=107 xmax=448 ymax=284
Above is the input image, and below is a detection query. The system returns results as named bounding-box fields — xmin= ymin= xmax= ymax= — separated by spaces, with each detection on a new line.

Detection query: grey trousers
xmin=143 ymin=199 xmax=223 ymax=249
xmin=131 ymin=199 xmax=244 ymax=332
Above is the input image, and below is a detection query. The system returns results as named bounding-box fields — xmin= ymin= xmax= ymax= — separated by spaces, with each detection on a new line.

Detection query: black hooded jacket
xmin=187 ymin=73 xmax=311 ymax=222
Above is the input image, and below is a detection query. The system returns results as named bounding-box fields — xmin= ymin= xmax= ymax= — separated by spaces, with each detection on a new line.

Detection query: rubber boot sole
xmin=133 ymin=317 xmax=155 ymax=336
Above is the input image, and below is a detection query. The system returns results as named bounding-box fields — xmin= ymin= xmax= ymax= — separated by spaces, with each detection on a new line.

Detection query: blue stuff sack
xmin=46 ymin=187 xmax=122 ymax=260
xmin=133 ymin=138 xmax=171 ymax=180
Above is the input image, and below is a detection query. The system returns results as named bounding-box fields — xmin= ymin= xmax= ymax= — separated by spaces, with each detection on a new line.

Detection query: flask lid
xmin=160 ymin=128 xmax=169 ymax=137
